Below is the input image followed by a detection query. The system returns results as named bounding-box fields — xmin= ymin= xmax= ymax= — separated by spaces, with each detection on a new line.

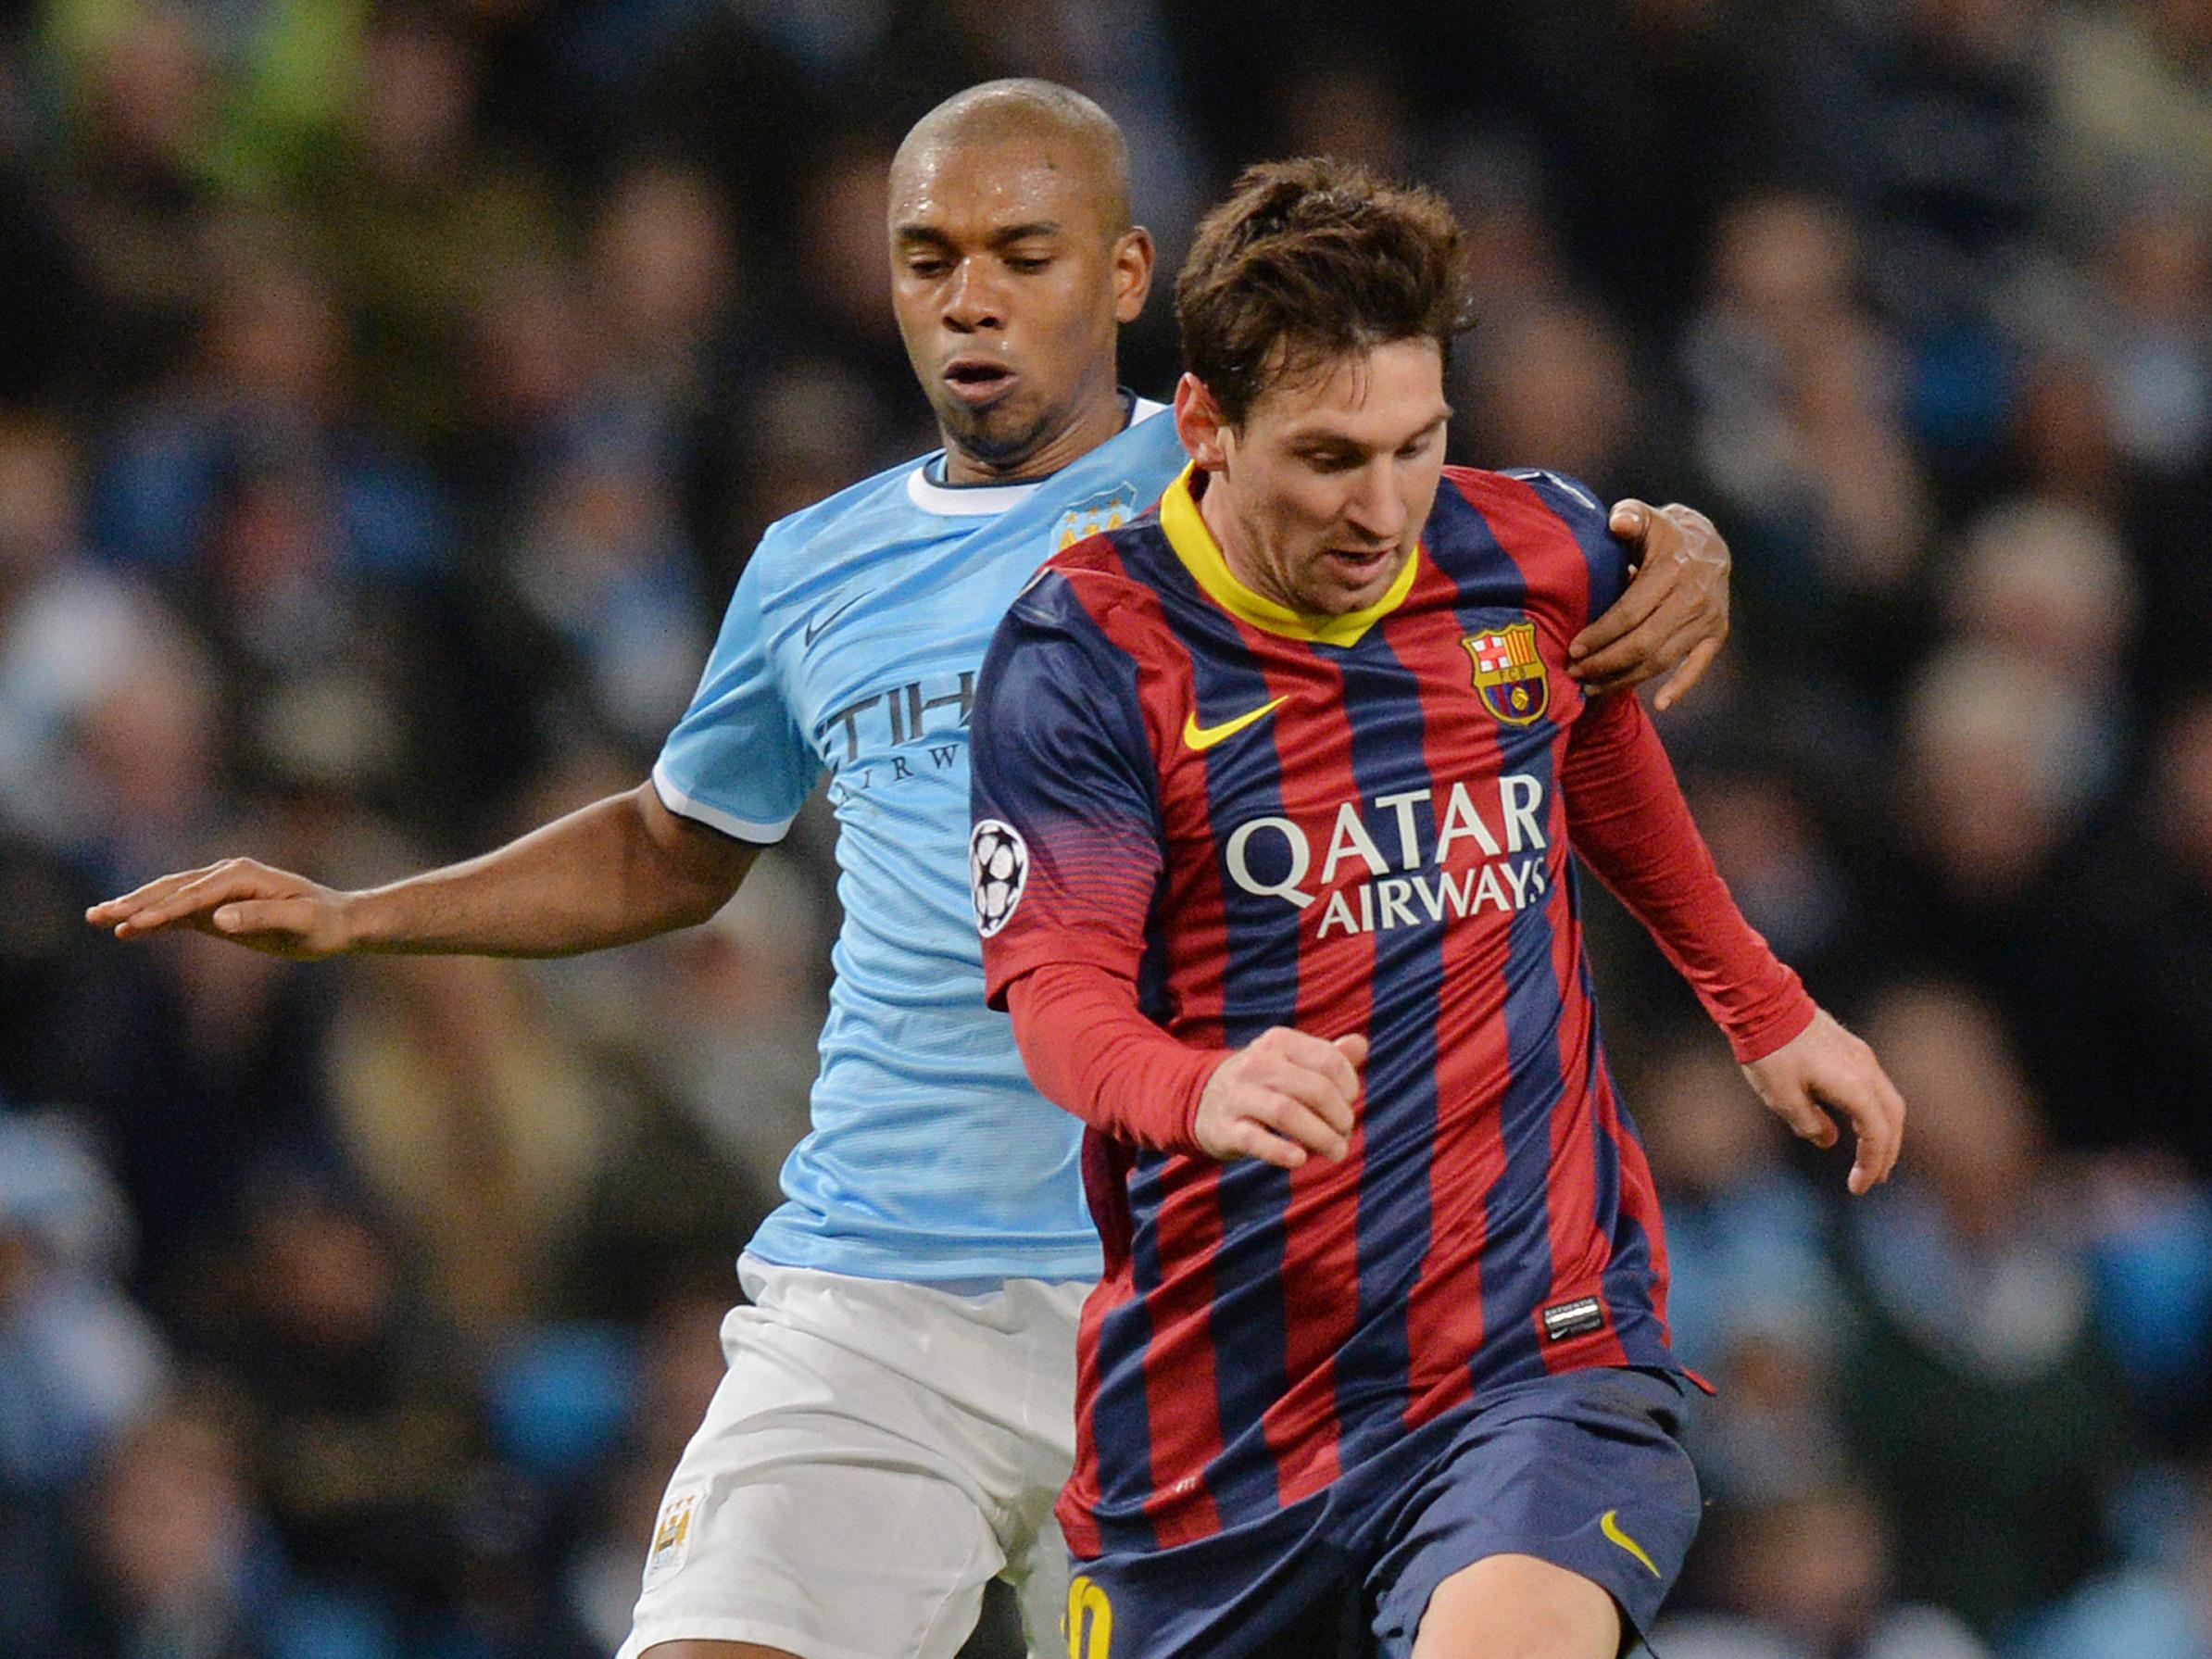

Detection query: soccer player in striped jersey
xmin=89 ymin=90 xmax=1739 ymax=1659
xmin=970 ymin=158 xmax=1905 ymax=1659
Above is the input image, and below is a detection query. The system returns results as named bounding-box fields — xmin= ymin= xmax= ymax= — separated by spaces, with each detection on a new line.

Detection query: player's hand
xmin=1571 ymin=500 xmax=1731 ymax=710
xmin=86 ymin=858 xmax=359 ymax=960
xmin=1194 ymin=1028 xmax=1367 ymax=1170
xmin=1740 ymin=1007 xmax=1906 ymax=1196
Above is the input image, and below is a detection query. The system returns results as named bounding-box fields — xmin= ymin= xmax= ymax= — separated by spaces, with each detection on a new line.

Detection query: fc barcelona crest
xmin=1464 ymin=622 xmax=1549 ymax=725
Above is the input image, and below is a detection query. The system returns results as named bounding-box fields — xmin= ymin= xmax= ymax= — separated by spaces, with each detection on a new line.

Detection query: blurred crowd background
xmin=2 ymin=0 xmax=2210 ymax=1654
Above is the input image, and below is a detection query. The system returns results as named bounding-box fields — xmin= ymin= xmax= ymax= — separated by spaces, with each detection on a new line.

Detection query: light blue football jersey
xmin=653 ymin=400 xmax=1185 ymax=1283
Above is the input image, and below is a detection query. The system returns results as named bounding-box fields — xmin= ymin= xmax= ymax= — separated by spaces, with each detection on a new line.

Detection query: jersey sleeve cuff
xmin=1725 ymin=985 xmax=1818 ymax=1065
xmin=651 ymin=759 xmax=798 ymax=845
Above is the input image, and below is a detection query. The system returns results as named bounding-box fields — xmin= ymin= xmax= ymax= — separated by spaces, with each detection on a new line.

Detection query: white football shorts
xmin=616 ymin=1254 xmax=1089 ymax=1659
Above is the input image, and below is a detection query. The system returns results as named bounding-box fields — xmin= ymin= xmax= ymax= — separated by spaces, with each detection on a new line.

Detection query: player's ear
xmin=1112 ymin=226 xmax=1155 ymax=323
xmin=1175 ymin=372 xmax=1230 ymax=471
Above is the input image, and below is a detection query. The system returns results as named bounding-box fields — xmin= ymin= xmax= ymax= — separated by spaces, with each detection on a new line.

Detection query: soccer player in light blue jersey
xmin=90 ymin=82 xmax=1736 ymax=1659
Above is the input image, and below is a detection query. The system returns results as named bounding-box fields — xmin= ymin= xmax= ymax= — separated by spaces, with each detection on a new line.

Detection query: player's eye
xmin=1301 ymin=451 xmax=1360 ymax=473
xmin=1004 ymin=254 xmax=1052 ymax=273
xmin=1397 ymin=423 xmax=1446 ymax=461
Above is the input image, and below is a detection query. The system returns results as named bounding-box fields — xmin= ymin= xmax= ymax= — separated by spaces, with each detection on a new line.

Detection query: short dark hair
xmin=1175 ymin=157 xmax=1473 ymax=427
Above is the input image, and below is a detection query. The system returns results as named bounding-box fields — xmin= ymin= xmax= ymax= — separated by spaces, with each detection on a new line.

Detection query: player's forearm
xmin=1005 ymin=961 xmax=1223 ymax=1152
xmin=1562 ymin=694 xmax=1814 ymax=1062
xmin=344 ymin=783 xmax=758 ymax=958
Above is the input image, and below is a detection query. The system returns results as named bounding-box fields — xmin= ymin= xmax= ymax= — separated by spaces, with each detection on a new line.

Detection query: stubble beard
xmin=936 ymin=393 xmax=1062 ymax=477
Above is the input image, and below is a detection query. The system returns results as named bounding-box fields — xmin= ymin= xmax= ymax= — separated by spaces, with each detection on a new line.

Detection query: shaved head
xmin=885 ymin=79 xmax=1153 ymax=484
xmin=893 ymin=78 xmax=1132 ymax=236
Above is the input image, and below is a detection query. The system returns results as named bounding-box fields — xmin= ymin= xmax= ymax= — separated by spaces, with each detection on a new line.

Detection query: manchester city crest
xmin=1464 ymin=622 xmax=1549 ymax=725
xmin=1054 ymin=484 xmax=1140 ymax=551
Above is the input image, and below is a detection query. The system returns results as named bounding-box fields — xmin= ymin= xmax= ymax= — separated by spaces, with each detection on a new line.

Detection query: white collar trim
xmin=903 ymin=397 xmax=1172 ymax=517
xmin=905 ymin=467 xmax=1043 ymax=516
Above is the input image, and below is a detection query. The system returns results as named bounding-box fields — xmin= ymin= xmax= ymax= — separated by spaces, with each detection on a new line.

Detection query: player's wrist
xmin=330 ymin=886 xmax=390 ymax=953
xmin=1183 ymin=1050 xmax=1237 ymax=1156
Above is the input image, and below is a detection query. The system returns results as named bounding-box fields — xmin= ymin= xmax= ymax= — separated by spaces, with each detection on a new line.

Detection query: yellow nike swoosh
xmin=1183 ymin=696 xmax=1288 ymax=752
xmin=1601 ymin=1510 xmax=1661 ymax=1578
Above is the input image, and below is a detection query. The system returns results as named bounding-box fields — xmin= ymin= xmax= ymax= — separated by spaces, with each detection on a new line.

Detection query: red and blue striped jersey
xmin=972 ymin=463 xmax=1745 ymax=1560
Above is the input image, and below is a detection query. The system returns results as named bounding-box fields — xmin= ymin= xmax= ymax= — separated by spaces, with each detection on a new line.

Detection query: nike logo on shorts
xmin=1602 ymin=1509 xmax=1660 ymax=1577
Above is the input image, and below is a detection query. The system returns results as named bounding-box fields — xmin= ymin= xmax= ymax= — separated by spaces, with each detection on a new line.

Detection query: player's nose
xmin=1342 ymin=462 xmax=1407 ymax=543
xmin=941 ymin=261 xmax=1006 ymax=333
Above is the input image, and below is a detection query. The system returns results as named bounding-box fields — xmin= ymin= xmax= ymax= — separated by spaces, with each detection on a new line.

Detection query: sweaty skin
xmin=887 ymin=83 xmax=1152 ymax=484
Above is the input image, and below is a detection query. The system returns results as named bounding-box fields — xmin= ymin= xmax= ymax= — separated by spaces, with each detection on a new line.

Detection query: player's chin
xmin=1313 ymin=571 xmax=1396 ymax=615
xmin=936 ymin=396 xmax=1051 ymax=463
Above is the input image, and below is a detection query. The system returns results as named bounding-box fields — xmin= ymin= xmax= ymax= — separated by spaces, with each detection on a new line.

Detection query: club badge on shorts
xmin=1464 ymin=622 xmax=1549 ymax=725
xmin=643 ymin=1489 xmax=700 ymax=1587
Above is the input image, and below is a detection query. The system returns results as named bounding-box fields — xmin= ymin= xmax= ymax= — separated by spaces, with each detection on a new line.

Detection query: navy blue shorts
xmin=1065 ymin=1367 xmax=1701 ymax=1659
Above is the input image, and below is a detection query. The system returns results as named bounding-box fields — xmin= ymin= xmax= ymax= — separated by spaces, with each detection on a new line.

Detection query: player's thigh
xmin=639 ymin=1644 xmax=805 ymax=1659
xmin=635 ymin=1448 xmax=1002 ymax=1659
xmin=1411 ymin=1552 xmax=1618 ymax=1659
xmin=619 ymin=1294 xmax=1011 ymax=1659
xmin=1062 ymin=1510 xmax=1363 ymax=1659
xmin=930 ymin=1275 xmax=1088 ymax=1659
xmin=1372 ymin=1368 xmax=1701 ymax=1659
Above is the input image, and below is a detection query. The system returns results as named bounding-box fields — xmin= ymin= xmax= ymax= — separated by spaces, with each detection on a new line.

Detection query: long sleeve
xmin=1562 ymin=690 xmax=1816 ymax=1062
xmin=1004 ymin=961 xmax=1226 ymax=1154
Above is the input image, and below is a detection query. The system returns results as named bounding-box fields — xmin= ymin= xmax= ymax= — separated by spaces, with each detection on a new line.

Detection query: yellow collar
xmin=1158 ymin=465 xmax=1419 ymax=648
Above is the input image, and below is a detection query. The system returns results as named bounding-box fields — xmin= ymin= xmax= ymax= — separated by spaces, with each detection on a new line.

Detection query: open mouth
xmin=941 ymin=357 xmax=1018 ymax=408
xmin=1325 ymin=547 xmax=1395 ymax=579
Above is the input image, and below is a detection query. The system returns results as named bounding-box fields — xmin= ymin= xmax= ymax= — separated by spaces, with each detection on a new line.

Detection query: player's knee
xmin=1412 ymin=1553 xmax=1621 ymax=1659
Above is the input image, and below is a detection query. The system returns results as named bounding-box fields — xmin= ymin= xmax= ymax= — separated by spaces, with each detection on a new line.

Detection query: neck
xmin=939 ymin=372 xmax=1126 ymax=485
xmin=1193 ymin=469 xmax=1295 ymax=612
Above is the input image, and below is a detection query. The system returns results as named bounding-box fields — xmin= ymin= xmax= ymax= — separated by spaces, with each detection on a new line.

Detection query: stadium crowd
xmin=1 ymin=0 xmax=2209 ymax=1654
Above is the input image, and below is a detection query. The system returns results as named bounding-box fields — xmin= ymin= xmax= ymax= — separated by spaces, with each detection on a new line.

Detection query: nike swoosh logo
xmin=1183 ymin=695 xmax=1288 ymax=751
xmin=803 ymin=591 xmax=870 ymax=646
xmin=1601 ymin=1510 xmax=1660 ymax=1578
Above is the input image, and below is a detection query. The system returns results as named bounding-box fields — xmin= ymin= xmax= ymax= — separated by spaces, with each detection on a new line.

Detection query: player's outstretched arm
xmin=1740 ymin=1007 xmax=1906 ymax=1196
xmin=1570 ymin=500 xmax=1730 ymax=710
xmin=86 ymin=781 xmax=760 ymax=961
xmin=1192 ymin=1028 xmax=1367 ymax=1171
